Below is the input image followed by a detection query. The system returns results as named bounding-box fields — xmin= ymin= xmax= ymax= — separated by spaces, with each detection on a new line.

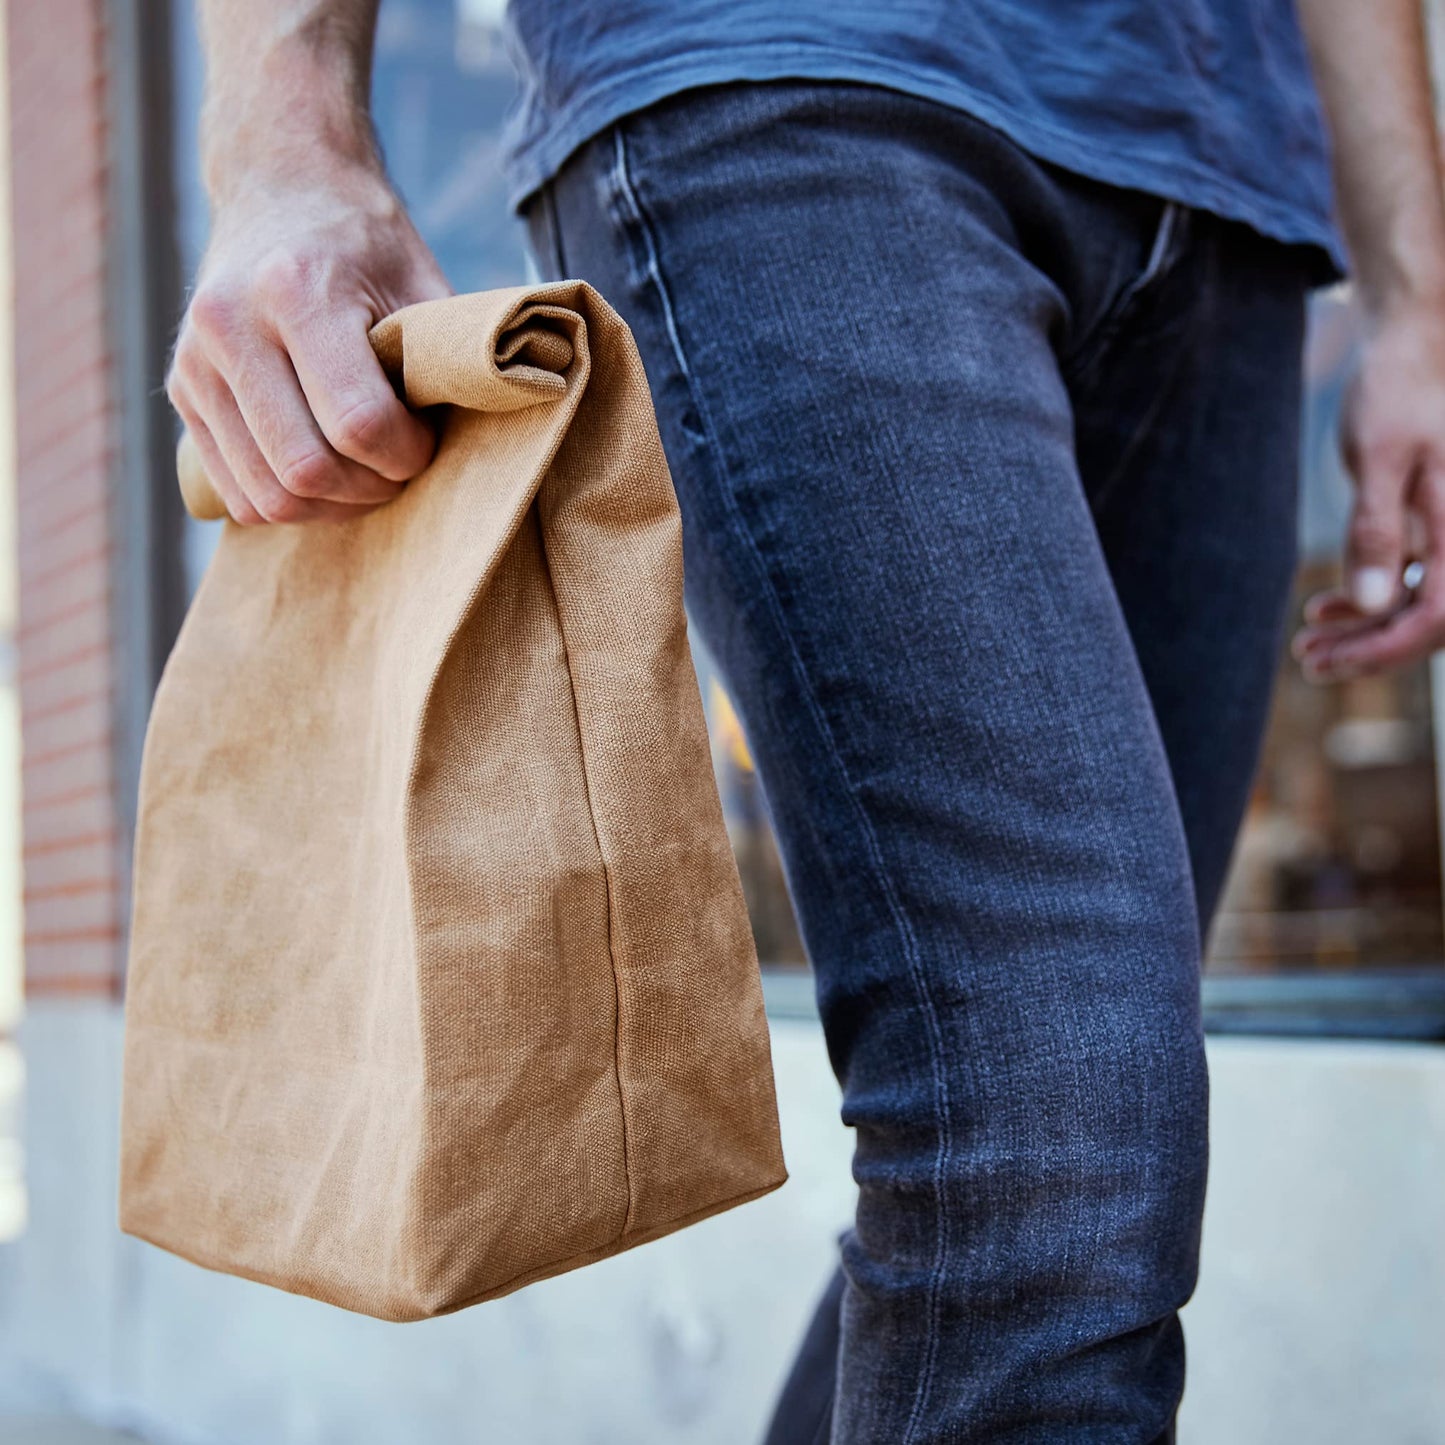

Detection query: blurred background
xmin=1 ymin=2 xmax=1444 ymax=1442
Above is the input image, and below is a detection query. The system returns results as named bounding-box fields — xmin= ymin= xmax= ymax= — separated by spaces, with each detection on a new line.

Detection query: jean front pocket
xmin=1064 ymin=199 xmax=1193 ymax=383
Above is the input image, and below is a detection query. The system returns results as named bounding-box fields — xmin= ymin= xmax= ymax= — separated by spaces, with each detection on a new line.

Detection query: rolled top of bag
xmin=177 ymin=295 xmax=586 ymax=522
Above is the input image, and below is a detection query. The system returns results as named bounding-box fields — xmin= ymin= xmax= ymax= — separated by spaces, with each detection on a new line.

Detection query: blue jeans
xmin=525 ymin=81 xmax=1310 ymax=1444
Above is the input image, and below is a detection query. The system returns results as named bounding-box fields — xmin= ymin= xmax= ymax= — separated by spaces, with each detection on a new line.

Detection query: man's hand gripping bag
xmin=119 ymin=282 xmax=787 ymax=1321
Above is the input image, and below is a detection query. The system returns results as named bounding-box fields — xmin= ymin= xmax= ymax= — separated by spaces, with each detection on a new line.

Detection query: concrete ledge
xmin=4 ymin=1001 xmax=1444 ymax=1444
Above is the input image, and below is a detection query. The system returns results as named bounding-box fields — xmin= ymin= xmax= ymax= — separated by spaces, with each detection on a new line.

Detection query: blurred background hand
xmin=1293 ymin=304 xmax=1445 ymax=680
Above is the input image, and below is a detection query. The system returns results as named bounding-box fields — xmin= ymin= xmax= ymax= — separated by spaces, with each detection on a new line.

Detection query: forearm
xmin=197 ymin=0 xmax=383 ymax=204
xmin=1299 ymin=0 xmax=1445 ymax=315
xmin=170 ymin=0 xmax=446 ymax=526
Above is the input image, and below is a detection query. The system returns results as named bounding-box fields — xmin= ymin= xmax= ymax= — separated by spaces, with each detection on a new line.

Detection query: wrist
xmin=1351 ymin=213 xmax=1445 ymax=324
xmin=204 ymin=120 xmax=383 ymax=211
xmin=1359 ymin=273 xmax=1445 ymax=329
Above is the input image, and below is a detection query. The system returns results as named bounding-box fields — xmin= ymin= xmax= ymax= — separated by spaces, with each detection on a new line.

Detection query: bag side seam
xmin=534 ymin=501 xmax=638 ymax=1244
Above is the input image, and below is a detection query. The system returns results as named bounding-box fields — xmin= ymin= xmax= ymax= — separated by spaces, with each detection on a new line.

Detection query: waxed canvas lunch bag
xmin=119 ymin=281 xmax=787 ymax=1322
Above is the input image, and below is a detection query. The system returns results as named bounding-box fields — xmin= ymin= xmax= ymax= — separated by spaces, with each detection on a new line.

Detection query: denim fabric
xmin=526 ymin=81 xmax=1310 ymax=1443
xmin=501 ymin=0 xmax=1344 ymax=272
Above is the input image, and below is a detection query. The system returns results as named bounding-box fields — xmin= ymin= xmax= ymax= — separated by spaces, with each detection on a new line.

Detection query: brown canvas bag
xmin=119 ymin=281 xmax=787 ymax=1322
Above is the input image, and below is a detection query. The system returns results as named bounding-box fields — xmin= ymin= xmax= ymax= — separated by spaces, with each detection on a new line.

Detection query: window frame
xmin=106 ymin=0 xmax=189 ymax=948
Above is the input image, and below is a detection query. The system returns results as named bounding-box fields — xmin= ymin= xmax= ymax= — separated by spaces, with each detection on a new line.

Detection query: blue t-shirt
xmin=500 ymin=0 xmax=1344 ymax=273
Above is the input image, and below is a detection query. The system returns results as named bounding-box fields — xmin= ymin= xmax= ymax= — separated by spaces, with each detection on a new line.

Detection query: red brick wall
xmin=7 ymin=0 xmax=124 ymax=998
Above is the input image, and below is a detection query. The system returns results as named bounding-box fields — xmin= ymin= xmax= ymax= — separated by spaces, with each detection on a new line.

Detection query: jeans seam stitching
xmin=607 ymin=121 xmax=956 ymax=1442
xmin=543 ymin=183 xmax=569 ymax=280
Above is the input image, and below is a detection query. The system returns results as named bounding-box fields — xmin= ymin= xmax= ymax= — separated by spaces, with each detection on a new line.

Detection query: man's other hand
xmin=1293 ymin=304 xmax=1445 ymax=681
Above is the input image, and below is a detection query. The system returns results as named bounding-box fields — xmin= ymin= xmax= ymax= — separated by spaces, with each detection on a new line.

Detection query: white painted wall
xmin=2 ymin=1003 xmax=1443 ymax=1445
xmin=1182 ymin=1038 xmax=1445 ymax=1445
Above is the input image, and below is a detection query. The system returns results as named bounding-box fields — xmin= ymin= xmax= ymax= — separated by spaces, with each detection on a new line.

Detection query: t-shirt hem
xmin=502 ymin=44 xmax=1347 ymax=278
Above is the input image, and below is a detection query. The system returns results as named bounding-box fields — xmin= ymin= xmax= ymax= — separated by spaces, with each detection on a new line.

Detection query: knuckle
xmin=168 ymin=380 xmax=202 ymax=429
xmin=330 ymin=397 xmax=392 ymax=460
xmin=187 ymin=284 xmax=245 ymax=342
xmin=254 ymin=488 xmax=307 ymax=525
xmin=168 ymin=335 xmax=206 ymax=393
xmin=1357 ymin=432 xmax=1409 ymax=476
xmin=1350 ymin=515 xmax=1403 ymax=555
xmin=254 ymin=251 xmax=316 ymax=313
xmin=1420 ymin=469 xmax=1445 ymax=508
xmin=277 ymin=448 xmax=339 ymax=500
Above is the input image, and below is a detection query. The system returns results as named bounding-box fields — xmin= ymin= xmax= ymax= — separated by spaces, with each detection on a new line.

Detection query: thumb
xmin=1347 ymin=451 xmax=1411 ymax=615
